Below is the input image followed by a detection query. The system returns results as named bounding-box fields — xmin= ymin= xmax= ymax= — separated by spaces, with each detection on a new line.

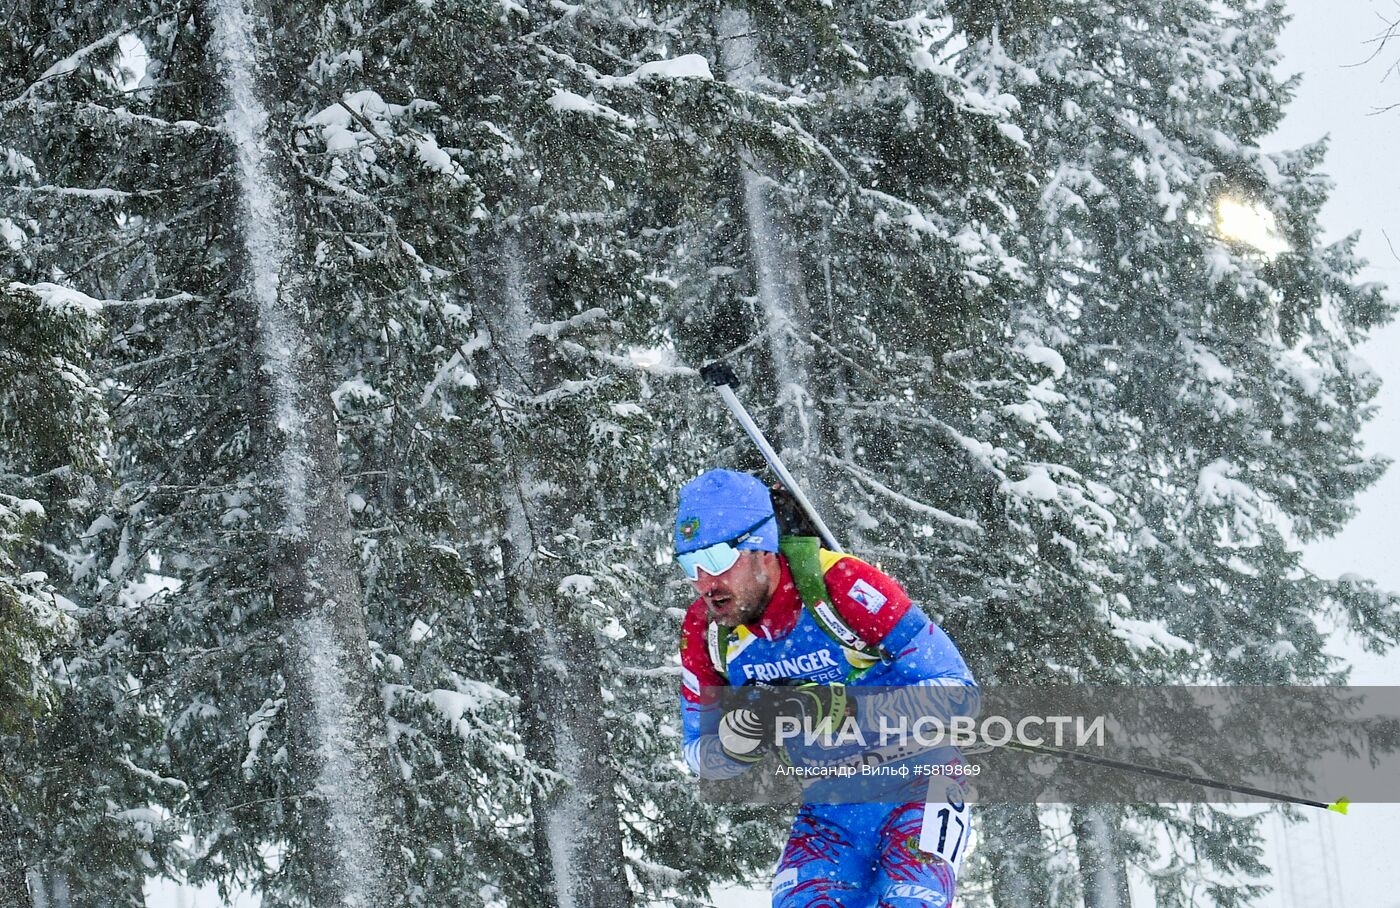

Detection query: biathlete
xmin=676 ymin=469 xmax=979 ymax=908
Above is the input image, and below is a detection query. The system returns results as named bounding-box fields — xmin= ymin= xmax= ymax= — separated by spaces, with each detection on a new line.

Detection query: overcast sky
xmin=1276 ymin=0 xmax=1400 ymax=624
xmin=1262 ymin=1 xmax=1400 ymax=906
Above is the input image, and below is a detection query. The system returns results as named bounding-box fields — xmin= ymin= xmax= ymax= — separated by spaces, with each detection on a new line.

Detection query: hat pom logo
xmin=679 ymin=517 xmax=701 ymax=540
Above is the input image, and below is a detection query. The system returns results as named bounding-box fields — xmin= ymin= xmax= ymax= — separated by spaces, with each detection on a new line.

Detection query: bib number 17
xmin=918 ymin=782 xmax=970 ymax=877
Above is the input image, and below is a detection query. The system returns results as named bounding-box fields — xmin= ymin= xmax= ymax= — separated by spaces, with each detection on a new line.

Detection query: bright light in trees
xmin=627 ymin=345 xmax=674 ymax=371
xmin=115 ymin=34 xmax=149 ymax=92
xmin=1216 ymin=196 xmax=1291 ymax=259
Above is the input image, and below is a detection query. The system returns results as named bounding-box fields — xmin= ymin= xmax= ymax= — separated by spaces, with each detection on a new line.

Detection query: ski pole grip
xmin=701 ymin=362 xmax=739 ymax=388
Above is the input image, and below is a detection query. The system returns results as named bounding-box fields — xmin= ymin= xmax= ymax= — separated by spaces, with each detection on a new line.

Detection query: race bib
xmin=918 ymin=779 xmax=971 ymax=877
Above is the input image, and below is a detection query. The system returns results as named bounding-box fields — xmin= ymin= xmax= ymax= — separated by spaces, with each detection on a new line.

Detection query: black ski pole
xmin=992 ymin=737 xmax=1349 ymax=814
xmin=700 ymin=362 xmax=843 ymax=553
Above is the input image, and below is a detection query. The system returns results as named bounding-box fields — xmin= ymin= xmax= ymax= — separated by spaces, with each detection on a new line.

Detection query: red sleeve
xmin=823 ymin=557 xmax=912 ymax=647
xmin=680 ymin=597 xmax=726 ymax=703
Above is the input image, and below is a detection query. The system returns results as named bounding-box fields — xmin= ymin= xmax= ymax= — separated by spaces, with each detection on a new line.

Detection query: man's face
xmin=691 ymin=550 xmax=779 ymax=628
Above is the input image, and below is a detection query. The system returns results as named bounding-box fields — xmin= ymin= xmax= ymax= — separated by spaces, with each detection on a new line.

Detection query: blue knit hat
xmin=674 ymin=469 xmax=779 ymax=555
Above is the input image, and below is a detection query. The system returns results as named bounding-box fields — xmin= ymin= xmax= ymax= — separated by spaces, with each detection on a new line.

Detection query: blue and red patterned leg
xmin=772 ymin=803 xmax=881 ymax=908
xmin=870 ymin=803 xmax=957 ymax=908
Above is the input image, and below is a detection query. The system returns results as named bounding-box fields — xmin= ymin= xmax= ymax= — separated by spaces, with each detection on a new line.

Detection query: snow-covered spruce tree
xmin=3 ymin=2 xmax=406 ymax=903
xmin=0 ymin=282 xmax=111 ymax=906
xmin=939 ymin=0 xmax=1400 ymax=903
xmin=2 ymin=1 xmax=737 ymax=903
xmin=296 ymin=4 xmax=777 ymax=903
xmin=1 ymin=14 xmax=204 ymax=901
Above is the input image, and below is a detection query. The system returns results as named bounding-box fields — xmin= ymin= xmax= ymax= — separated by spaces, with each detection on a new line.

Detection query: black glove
xmin=770 ymin=682 xmax=853 ymax=736
xmin=718 ymin=683 xmax=855 ymax=764
xmin=769 ymin=484 xmax=821 ymax=537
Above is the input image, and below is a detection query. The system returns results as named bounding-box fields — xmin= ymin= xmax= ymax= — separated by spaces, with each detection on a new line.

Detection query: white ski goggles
xmin=676 ymin=517 xmax=772 ymax=581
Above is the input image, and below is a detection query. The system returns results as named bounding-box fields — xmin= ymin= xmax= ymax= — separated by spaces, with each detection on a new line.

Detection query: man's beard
xmin=732 ymin=593 xmax=767 ymax=627
xmin=710 ymin=587 xmax=767 ymax=628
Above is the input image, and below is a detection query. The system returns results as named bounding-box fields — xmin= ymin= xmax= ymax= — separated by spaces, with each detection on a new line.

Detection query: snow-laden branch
xmin=524 ymin=376 xmax=611 ymax=408
xmin=19 ymin=99 xmax=217 ymax=135
xmin=849 ymin=406 xmax=1010 ymax=481
xmin=118 ymin=755 xmax=190 ymax=793
xmin=99 ymin=291 xmax=202 ymax=310
xmin=825 ymin=454 xmax=983 ymax=534
xmin=109 ymin=339 xmax=238 ymax=375
xmin=1 ymin=12 xmax=167 ymax=111
xmin=417 ymin=329 xmax=490 ymax=410
xmin=302 ymin=170 xmax=374 ymax=206
xmin=530 ymin=307 xmax=610 ymax=339
xmin=616 ymin=665 xmax=682 ymax=678
xmin=7 ymin=184 xmax=164 ymax=201
xmin=555 ymin=338 xmax=698 ymax=378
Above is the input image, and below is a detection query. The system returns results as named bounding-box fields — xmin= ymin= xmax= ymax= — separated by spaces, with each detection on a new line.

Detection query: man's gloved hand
xmin=718 ymin=682 xmax=856 ymax=764
xmin=770 ymin=682 xmax=853 ymax=737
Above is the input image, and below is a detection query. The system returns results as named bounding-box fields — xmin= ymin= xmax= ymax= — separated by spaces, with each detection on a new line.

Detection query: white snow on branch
xmin=3 ymin=495 xmax=45 ymax=520
xmin=555 ymin=339 xmax=697 ymax=377
xmin=427 ymin=681 xmax=517 ymax=738
xmin=15 ymin=281 xmax=104 ymax=316
xmin=956 ymin=86 xmax=1021 ymax=119
xmin=526 ymin=376 xmax=609 ymax=407
xmin=830 ymin=457 xmax=982 ymax=533
xmin=108 ymin=807 xmax=164 ymax=843
xmin=10 ymin=184 xmax=157 ymax=201
xmin=411 ymin=133 xmax=470 ymax=184
xmin=1181 ymin=336 xmax=1234 ymax=384
xmin=1015 ymin=336 xmax=1066 ymax=378
xmin=3 ymin=146 xmax=39 ymax=181
xmin=625 ymin=345 xmax=679 ymax=372
xmin=531 ymin=307 xmax=609 ymax=339
xmin=118 ymin=756 xmax=189 ymax=793
xmin=0 ymin=217 xmax=24 ymax=250
xmin=597 ymin=53 xmax=713 ymax=88
xmin=306 ymin=90 xmax=427 ymax=151
xmin=1197 ymin=459 xmax=1258 ymax=511
xmin=909 ymin=49 xmax=956 ymax=79
xmin=1273 ymin=348 xmax=1335 ymax=401
xmin=559 ymin=574 xmax=596 ymax=596
xmin=242 ymin=698 xmax=283 ymax=778
xmin=1002 ymin=398 xmax=1063 ymax=443
xmin=547 ymin=89 xmax=635 ymax=128
xmin=945 ymin=425 xmax=1008 ymax=475
xmin=417 ymin=328 xmax=489 ymax=409
xmin=1110 ymin=614 xmax=1194 ymax=655
xmin=331 ymin=376 xmax=386 ymax=409
xmin=1004 ymin=465 xmax=1059 ymax=501
xmin=20 ymin=96 xmax=214 ymax=134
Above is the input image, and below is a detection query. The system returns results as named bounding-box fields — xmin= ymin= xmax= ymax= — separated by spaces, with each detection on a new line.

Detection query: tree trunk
xmin=490 ymin=237 xmax=632 ymax=908
xmin=0 ymin=806 xmax=32 ymax=908
xmin=715 ymin=8 xmax=832 ymax=516
xmin=206 ymin=1 xmax=402 ymax=903
xmin=23 ymin=874 xmax=42 ymax=908
xmin=981 ymin=804 xmax=1053 ymax=908
xmin=22 ymin=871 xmax=65 ymax=908
xmin=1072 ymin=807 xmax=1131 ymax=908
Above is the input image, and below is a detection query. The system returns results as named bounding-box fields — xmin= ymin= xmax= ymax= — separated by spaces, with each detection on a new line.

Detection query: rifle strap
xmin=707 ymin=536 xmax=890 ymax=681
